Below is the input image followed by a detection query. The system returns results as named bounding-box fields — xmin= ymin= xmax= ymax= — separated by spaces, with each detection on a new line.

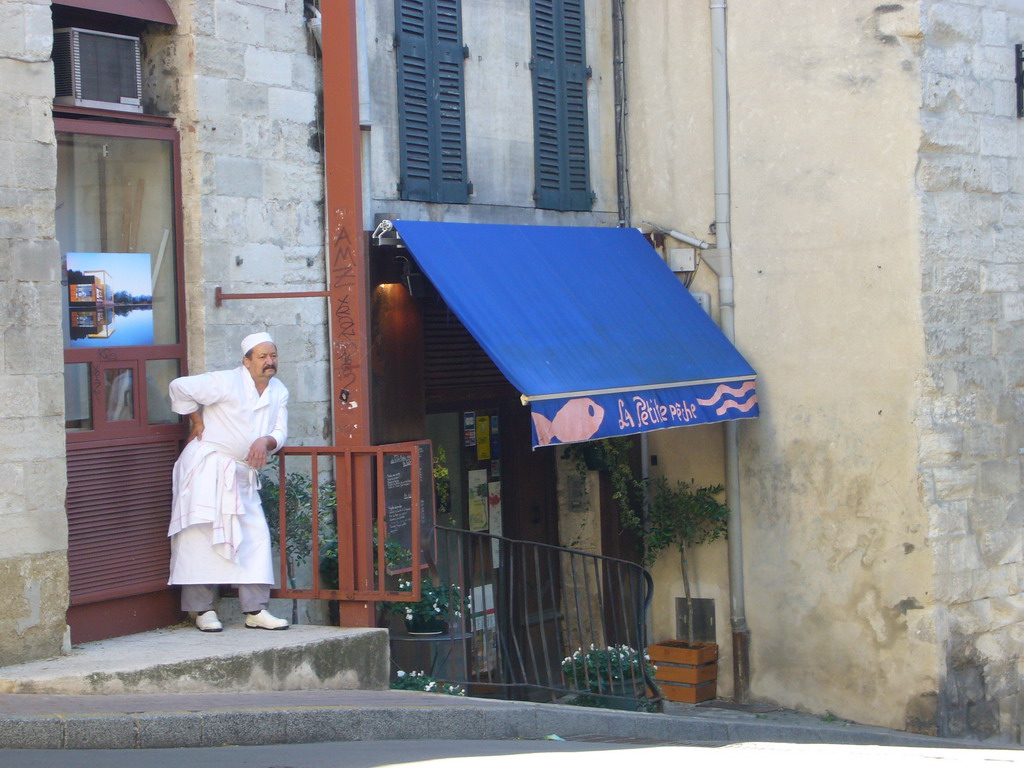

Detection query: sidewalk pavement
xmin=0 ymin=623 xmax=1014 ymax=752
xmin=0 ymin=688 xmax=1009 ymax=751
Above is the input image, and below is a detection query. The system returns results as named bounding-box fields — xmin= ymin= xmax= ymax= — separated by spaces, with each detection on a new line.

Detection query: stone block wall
xmin=0 ymin=0 xmax=69 ymax=664
xmin=154 ymin=0 xmax=332 ymax=445
xmin=917 ymin=0 xmax=1024 ymax=741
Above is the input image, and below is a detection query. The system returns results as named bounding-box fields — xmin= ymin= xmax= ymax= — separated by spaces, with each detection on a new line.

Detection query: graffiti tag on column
xmin=331 ymin=216 xmax=362 ymax=429
xmin=331 ymin=217 xmax=355 ymax=288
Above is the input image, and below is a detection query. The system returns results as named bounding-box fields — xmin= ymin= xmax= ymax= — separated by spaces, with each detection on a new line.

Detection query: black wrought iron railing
xmin=390 ymin=526 xmax=661 ymax=711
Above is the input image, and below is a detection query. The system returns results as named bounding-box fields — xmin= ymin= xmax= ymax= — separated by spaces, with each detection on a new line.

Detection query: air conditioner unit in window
xmin=53 ymin=28 xmax=143 ymax=113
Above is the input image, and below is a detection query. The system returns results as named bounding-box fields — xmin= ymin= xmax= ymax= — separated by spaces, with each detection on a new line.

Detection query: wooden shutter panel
xmin=531 ymin=0 xmax=592 ymax=212
xmin=422 ymin=298 xmax=509 ymax=398
xmin=66 ymin=439 xmax=178 ymax=605
xmin=561 ymin=0 xmax=591 ymax=211
xmin=396 ymin=0 xmax=433 ymax=202
xmin=396 ymin=0 xmax=469 ymax=204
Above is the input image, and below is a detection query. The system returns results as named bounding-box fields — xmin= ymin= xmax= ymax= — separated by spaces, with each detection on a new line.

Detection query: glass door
xmin=56 ymin=118 xmax=187 ymax=642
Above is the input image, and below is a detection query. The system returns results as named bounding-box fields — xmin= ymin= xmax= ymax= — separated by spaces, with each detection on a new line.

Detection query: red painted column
xmin=322 ymin=1 xmax=375 ymax=627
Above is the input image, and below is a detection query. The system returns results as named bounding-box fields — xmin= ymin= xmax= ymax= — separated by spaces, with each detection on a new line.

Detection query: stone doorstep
xmin=0 ymin=624 xmax=389 ymax=696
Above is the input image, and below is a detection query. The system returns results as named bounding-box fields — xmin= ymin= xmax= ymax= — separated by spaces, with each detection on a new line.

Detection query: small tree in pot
xmin=621 ymin=473 xmax=729 ymax=703
xmin=616 ymin=471 xmax=729 ymax=648
xmin=564 ymin=438 xmax=730 ymax=644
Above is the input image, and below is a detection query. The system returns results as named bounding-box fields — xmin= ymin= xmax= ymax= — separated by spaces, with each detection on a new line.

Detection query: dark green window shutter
xmin=396 ymin=0 xmax=469 ymax=204
xmin=531 ymin=0 xmax=591 ymax=211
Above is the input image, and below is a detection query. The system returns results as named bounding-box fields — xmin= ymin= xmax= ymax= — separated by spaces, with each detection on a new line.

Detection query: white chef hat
xmin=241 ymin=332 xmax=274 ymax=356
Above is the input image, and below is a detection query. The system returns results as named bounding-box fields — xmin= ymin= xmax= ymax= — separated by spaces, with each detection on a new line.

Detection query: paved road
xmin=1 ymin=739 xmax=1021 ymax=768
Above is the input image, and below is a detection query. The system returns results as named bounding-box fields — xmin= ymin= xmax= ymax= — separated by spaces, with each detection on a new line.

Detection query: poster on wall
xmin=65 ymin=252 xmax=154 ymax=348
xmin=476 ymin=415 xmax=491 ymax=460
xmin=490 ymin=415 xmax=500 ymax=458
xmin=487 ymin=481 xmax=502 ymax=566
xmin=467 ymin=468 xmax=488 ymax=531
xmin=470 ymin=583 xmax=497 ymax=672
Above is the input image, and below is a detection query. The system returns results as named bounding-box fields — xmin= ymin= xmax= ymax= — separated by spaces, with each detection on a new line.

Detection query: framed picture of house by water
xmin=65 ymin=252 xmax=154 ymax=348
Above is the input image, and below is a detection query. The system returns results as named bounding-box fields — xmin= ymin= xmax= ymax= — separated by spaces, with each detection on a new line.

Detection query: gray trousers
xmin=180 ymin=584 xmax=271 ymax=614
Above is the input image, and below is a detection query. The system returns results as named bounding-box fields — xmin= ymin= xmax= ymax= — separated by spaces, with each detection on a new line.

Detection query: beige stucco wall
xmin=627 ymin=1 xmax=937 ymax=732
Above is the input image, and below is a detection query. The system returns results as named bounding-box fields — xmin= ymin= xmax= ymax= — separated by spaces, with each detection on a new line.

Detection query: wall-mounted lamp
xmin=394 ymin=254 xmax=427 ymax=297
xmin=372 ymin=218 xmax=404 ymax=248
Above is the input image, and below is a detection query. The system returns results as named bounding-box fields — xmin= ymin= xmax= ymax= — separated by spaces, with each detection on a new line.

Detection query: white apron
xmin=166 ymin=366 xmax=288 ymax=586
xmin=168 ymin=442 xmax=274 ymax=585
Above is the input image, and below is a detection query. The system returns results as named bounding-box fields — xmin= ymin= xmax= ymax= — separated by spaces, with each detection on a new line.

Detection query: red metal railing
xmin=267 ymin=440 xmax=431 ymax=604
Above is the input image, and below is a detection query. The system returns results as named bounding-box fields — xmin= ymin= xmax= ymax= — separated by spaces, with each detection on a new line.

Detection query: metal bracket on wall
xmin=1016 ymin=43 xmax=1024 ymax=118
xmin=700 ymin=248 xmax=730 ymax=277
xmin=214 ymin=286 xmax=330 ymax=307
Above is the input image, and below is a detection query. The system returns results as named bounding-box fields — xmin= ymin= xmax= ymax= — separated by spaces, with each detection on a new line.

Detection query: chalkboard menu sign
xmin=383 ymin=442 xmax=435 ymax=573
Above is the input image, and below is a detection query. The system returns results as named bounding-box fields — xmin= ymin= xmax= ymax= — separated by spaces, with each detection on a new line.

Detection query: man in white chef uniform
xmin=167 ymin=332 xmax=290 ymax=632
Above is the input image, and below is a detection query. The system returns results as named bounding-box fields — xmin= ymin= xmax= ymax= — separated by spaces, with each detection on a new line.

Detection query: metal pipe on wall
xmin=612 ymin=0 xmax=630 ymax=227
xmin=709 ymin=0 xmax=751 ymax=702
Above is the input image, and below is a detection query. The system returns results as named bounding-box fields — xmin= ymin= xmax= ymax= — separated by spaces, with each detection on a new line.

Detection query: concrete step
xmin=0 ymin=624 xmax=389 ymax=695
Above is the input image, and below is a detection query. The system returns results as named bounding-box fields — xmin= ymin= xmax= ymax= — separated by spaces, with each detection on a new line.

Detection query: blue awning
xmin=390 ymin=220 xmax=759 ymax=448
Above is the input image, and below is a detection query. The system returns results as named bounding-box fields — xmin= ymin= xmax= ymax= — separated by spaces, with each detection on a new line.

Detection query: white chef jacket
xmin=167 ymin=366 xmax=288 ymax=585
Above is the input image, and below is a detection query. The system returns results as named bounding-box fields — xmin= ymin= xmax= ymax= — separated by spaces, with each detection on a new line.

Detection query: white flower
xmin=397 ymin=670 xmax=406 ymax=677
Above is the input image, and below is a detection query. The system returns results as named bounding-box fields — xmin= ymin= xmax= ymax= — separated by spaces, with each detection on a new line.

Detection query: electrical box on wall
xmin=53 ymin=28 xmax=143 ymax=113
xmin=668 ymin=247 xmax=697 ymax=273
xmin=690 ymin=291 xmax=711 ymax=314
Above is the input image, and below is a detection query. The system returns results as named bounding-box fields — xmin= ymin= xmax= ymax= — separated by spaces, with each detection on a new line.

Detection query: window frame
xmin=55 ymin=116 xmax=187 ymax=444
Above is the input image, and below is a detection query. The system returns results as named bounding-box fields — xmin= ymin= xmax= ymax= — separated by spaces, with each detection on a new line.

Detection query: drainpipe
xmin=612 ymin=0 xmax=629 ymax=227
xmin=706 ymin=0 xmax=750 ymax=703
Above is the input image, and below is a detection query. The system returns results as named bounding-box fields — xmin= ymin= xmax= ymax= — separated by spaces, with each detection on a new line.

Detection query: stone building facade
xmin=2 ymin=0 xmax=1024 ymax=745
xmin=1 ymin=0 xmax=331 ymax=656
xmin=917 ymin=0 xmax=1024 ymax=740
xmin=1 ymin=0 xmax=68 ymax=665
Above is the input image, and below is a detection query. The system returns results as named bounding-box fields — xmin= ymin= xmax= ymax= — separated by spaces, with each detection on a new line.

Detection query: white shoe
xmin=196 ymin=611 xmax=223 ymax=633
xmin=244 ymin=610 xmax=289 ymax=630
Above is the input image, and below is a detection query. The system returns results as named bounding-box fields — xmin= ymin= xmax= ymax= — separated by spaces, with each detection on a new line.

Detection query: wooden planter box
xmin=648 ymin=641 xmax=717 ymax=704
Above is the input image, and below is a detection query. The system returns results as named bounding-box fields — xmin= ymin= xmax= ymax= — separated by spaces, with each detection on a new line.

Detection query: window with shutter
xmin=531 ymin=0 xmax=592 ymax=211
xmin=396 ymin=0 xmax=469 ymax=204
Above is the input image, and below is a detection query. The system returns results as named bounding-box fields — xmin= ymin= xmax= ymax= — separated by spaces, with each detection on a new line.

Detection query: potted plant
xmin=561 ymin=643 xmax=657 ymax=711
xmin=561 ymin=438 xmax=728 ymax=702
xmin=433 ymin=445 xmax=453 ymax=526
xmin=259 ymin=461 xmax=337 ymax=624
xmin=391 ymin=669 xmax=466 ymax=696
xmin=381 ymin=576 xmax=465 ymax=635
xmin=618 ymin=472 xmax=729 ymax=704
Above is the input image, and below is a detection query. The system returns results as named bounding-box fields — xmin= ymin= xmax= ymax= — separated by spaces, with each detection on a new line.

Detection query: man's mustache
xmin=263 ymin=365 xmax=276 ymax=371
